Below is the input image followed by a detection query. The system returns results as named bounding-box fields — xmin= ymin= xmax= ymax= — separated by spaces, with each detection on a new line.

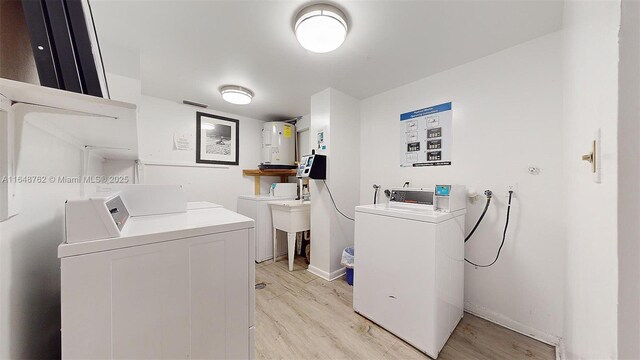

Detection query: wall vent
xmin=182 ymin=100 xmax=208 ymax=108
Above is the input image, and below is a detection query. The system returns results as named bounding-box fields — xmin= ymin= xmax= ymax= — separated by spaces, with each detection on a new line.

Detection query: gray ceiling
xmin=90 ymin=0 xmax=563 ymax=121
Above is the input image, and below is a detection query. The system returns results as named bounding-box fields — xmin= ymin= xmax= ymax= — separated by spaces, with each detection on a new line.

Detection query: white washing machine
xmin=353 ymin=186 xmax=466 ymax=359
xmin=61 ymin=185 xmax=255 ymax=359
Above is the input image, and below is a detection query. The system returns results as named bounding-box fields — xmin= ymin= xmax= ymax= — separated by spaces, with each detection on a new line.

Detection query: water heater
xmin=261 ymin=122 xmax=296 ymax=169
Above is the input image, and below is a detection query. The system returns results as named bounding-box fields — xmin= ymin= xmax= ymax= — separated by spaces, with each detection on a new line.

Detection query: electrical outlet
xmin=506 ymin=184 xmax=518 ymax=195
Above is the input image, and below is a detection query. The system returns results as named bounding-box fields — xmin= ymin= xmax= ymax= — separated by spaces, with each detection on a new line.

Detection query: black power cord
xmin=465 ymin=190 xmax=514 ymax=267
xmin=322 ymin=180 xmax=355 ymax=222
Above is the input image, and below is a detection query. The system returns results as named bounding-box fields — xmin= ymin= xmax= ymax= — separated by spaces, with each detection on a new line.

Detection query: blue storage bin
xmin=341 ymin=247 xmax=354 ymax=286
xmin=346 ymin=268 xmax=354 ymax=286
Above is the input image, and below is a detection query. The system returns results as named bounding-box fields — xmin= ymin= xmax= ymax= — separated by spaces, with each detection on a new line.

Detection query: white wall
xmin=297 ymin=114 xmax=310 ymax=162
xmin=103 ymin=159 xmax=136 ymax=181
xmin=308 ymin=90 xmax=332 ymax=278
xmin=359 ymin=32 xmax=564 ymax=343
xmin=106 ymin=73 xmax=142 ymax=106
xmin=617 ymin=1 xmax=640 ymax=358
xmin=0 ymin=117 xmax=104 ymax=358
xmin=562 ymin=1 xmax=621 ymax=358
xmin=308 ymin=89 xmax=360 ymax=280
xmin=326 ymin=90 xmax=360 ymax=275
xmin=135 ymin=95 xmax=272 ymax=211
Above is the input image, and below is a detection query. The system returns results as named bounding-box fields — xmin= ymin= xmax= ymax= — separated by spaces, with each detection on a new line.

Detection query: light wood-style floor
xmin=255 ymin=257 xmax=556 ymax=360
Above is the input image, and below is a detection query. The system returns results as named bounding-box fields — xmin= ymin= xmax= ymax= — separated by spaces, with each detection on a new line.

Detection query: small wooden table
xmin=242 ymin=169 xmax=297 ymax=195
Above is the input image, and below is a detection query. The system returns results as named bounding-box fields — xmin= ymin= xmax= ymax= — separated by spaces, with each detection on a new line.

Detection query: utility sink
xmin=268 ymin=200 xmax=310 ymax=271
xmin=268 ymin=200 xmax=310 ymax=233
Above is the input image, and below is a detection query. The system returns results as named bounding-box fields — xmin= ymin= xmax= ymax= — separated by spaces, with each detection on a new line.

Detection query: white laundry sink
xmin=268 ymin=200 xmax=311 ymax=271
xmin=268 ymin=200 xmax=310 ymax=233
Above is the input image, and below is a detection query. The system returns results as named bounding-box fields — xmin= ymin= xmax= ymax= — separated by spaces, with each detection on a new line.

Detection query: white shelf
xmin=141 ymin=160 xmax=229 ymax=169
xmin=0 ymin=78 xmax=138 ymax=160
xmin=0 ymin=78 xmax=136 ymax=120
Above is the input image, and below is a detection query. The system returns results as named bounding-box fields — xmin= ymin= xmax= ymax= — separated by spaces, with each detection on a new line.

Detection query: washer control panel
xmin=389 ymin=189 xmax=434 ymax=206
xmin=435 ymin=185 xmax=451 ymax=196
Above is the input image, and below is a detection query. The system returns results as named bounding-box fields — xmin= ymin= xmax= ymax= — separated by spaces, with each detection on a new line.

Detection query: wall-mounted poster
xmin=173 ymin=132 xmax=193 ymax=151
xmin=400 ymin=102 xmax=452 ymax=167
xmin=196 ymin=112 xmax=239 ymax=165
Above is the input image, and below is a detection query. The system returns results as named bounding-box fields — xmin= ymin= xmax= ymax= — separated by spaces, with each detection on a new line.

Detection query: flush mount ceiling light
xmin=220 ymin=85 xmax=254 ymax=105
xmin=295 ymin=3 xmax=348 ymax=53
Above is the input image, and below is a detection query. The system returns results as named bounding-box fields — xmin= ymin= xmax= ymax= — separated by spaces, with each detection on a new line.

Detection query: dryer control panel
xmin=65 ymin=193 xmax=130 ymax=244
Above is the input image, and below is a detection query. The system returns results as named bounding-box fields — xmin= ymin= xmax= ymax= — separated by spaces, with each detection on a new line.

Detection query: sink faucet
xmin=297 ymin=178 xmax=310 ymax=201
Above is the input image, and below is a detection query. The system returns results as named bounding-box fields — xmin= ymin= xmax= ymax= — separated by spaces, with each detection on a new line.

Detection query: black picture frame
xmin=196 ymin=112 xmax=240 ymax=166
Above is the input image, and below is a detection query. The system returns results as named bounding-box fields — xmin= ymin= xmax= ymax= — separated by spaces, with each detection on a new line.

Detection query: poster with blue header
xmin=400 ymin=102 xmax=452 ymax=167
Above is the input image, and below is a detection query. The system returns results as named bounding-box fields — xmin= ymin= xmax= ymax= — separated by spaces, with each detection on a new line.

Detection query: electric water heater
xmin=261 ymin=122 xmax=296 ymax=169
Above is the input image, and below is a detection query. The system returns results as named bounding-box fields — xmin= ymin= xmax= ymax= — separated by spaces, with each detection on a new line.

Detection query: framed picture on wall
xmin=196 ymin=112 xmax=240 ymax=165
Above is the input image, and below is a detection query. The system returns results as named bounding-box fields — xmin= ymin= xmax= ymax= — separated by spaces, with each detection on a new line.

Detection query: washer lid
xmin=58 ymin=207 xmax=254 ymax=258
xmin=187 ymin=201 xmax=223 ymax=210
xmin=355 ymin=204 xmax=465 ymax=223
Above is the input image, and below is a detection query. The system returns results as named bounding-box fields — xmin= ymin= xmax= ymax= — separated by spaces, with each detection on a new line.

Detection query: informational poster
xmin=400 ymin=102 xmax=452 ymax=167
xmin=316 ymin=127 xmax=327 ymax=152
xmin=173 ymin=132 xmax=193 ymax=151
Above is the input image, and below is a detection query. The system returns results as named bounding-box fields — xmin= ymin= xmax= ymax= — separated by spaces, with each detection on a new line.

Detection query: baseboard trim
xmin=328 ymin=267 xmax=346 ymax=281
xmin=464 ymin=302 xmax=561 ymax=349
xmin=555 ymin=338 xmax=566 ymax=360
xmin=306 ymin=265 xmax=329 ymax=280
xmin=307 ymin=265 xmax=346 ymax=281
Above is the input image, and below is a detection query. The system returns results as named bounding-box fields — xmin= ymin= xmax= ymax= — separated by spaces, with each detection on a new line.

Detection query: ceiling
xmin=90 ymin=0 xmax=563 ymax=121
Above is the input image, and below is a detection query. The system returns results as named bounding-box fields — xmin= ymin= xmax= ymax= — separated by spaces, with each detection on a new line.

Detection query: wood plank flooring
xmin=255 ymin=257 xmax=556 ymax=360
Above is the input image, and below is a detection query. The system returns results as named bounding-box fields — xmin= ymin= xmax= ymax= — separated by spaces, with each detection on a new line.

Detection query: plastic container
xmin=341 ymin=247 xmax=354 ymax=286
xmin=345 ymin=268 xmax=354 ymax=286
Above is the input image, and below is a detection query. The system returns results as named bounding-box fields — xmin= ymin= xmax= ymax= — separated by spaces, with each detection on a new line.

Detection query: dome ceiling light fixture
xmin=220 ymin=85 xmax=254 ymax=105
xmin=294 ymin=3 xmax=348 ymax=53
